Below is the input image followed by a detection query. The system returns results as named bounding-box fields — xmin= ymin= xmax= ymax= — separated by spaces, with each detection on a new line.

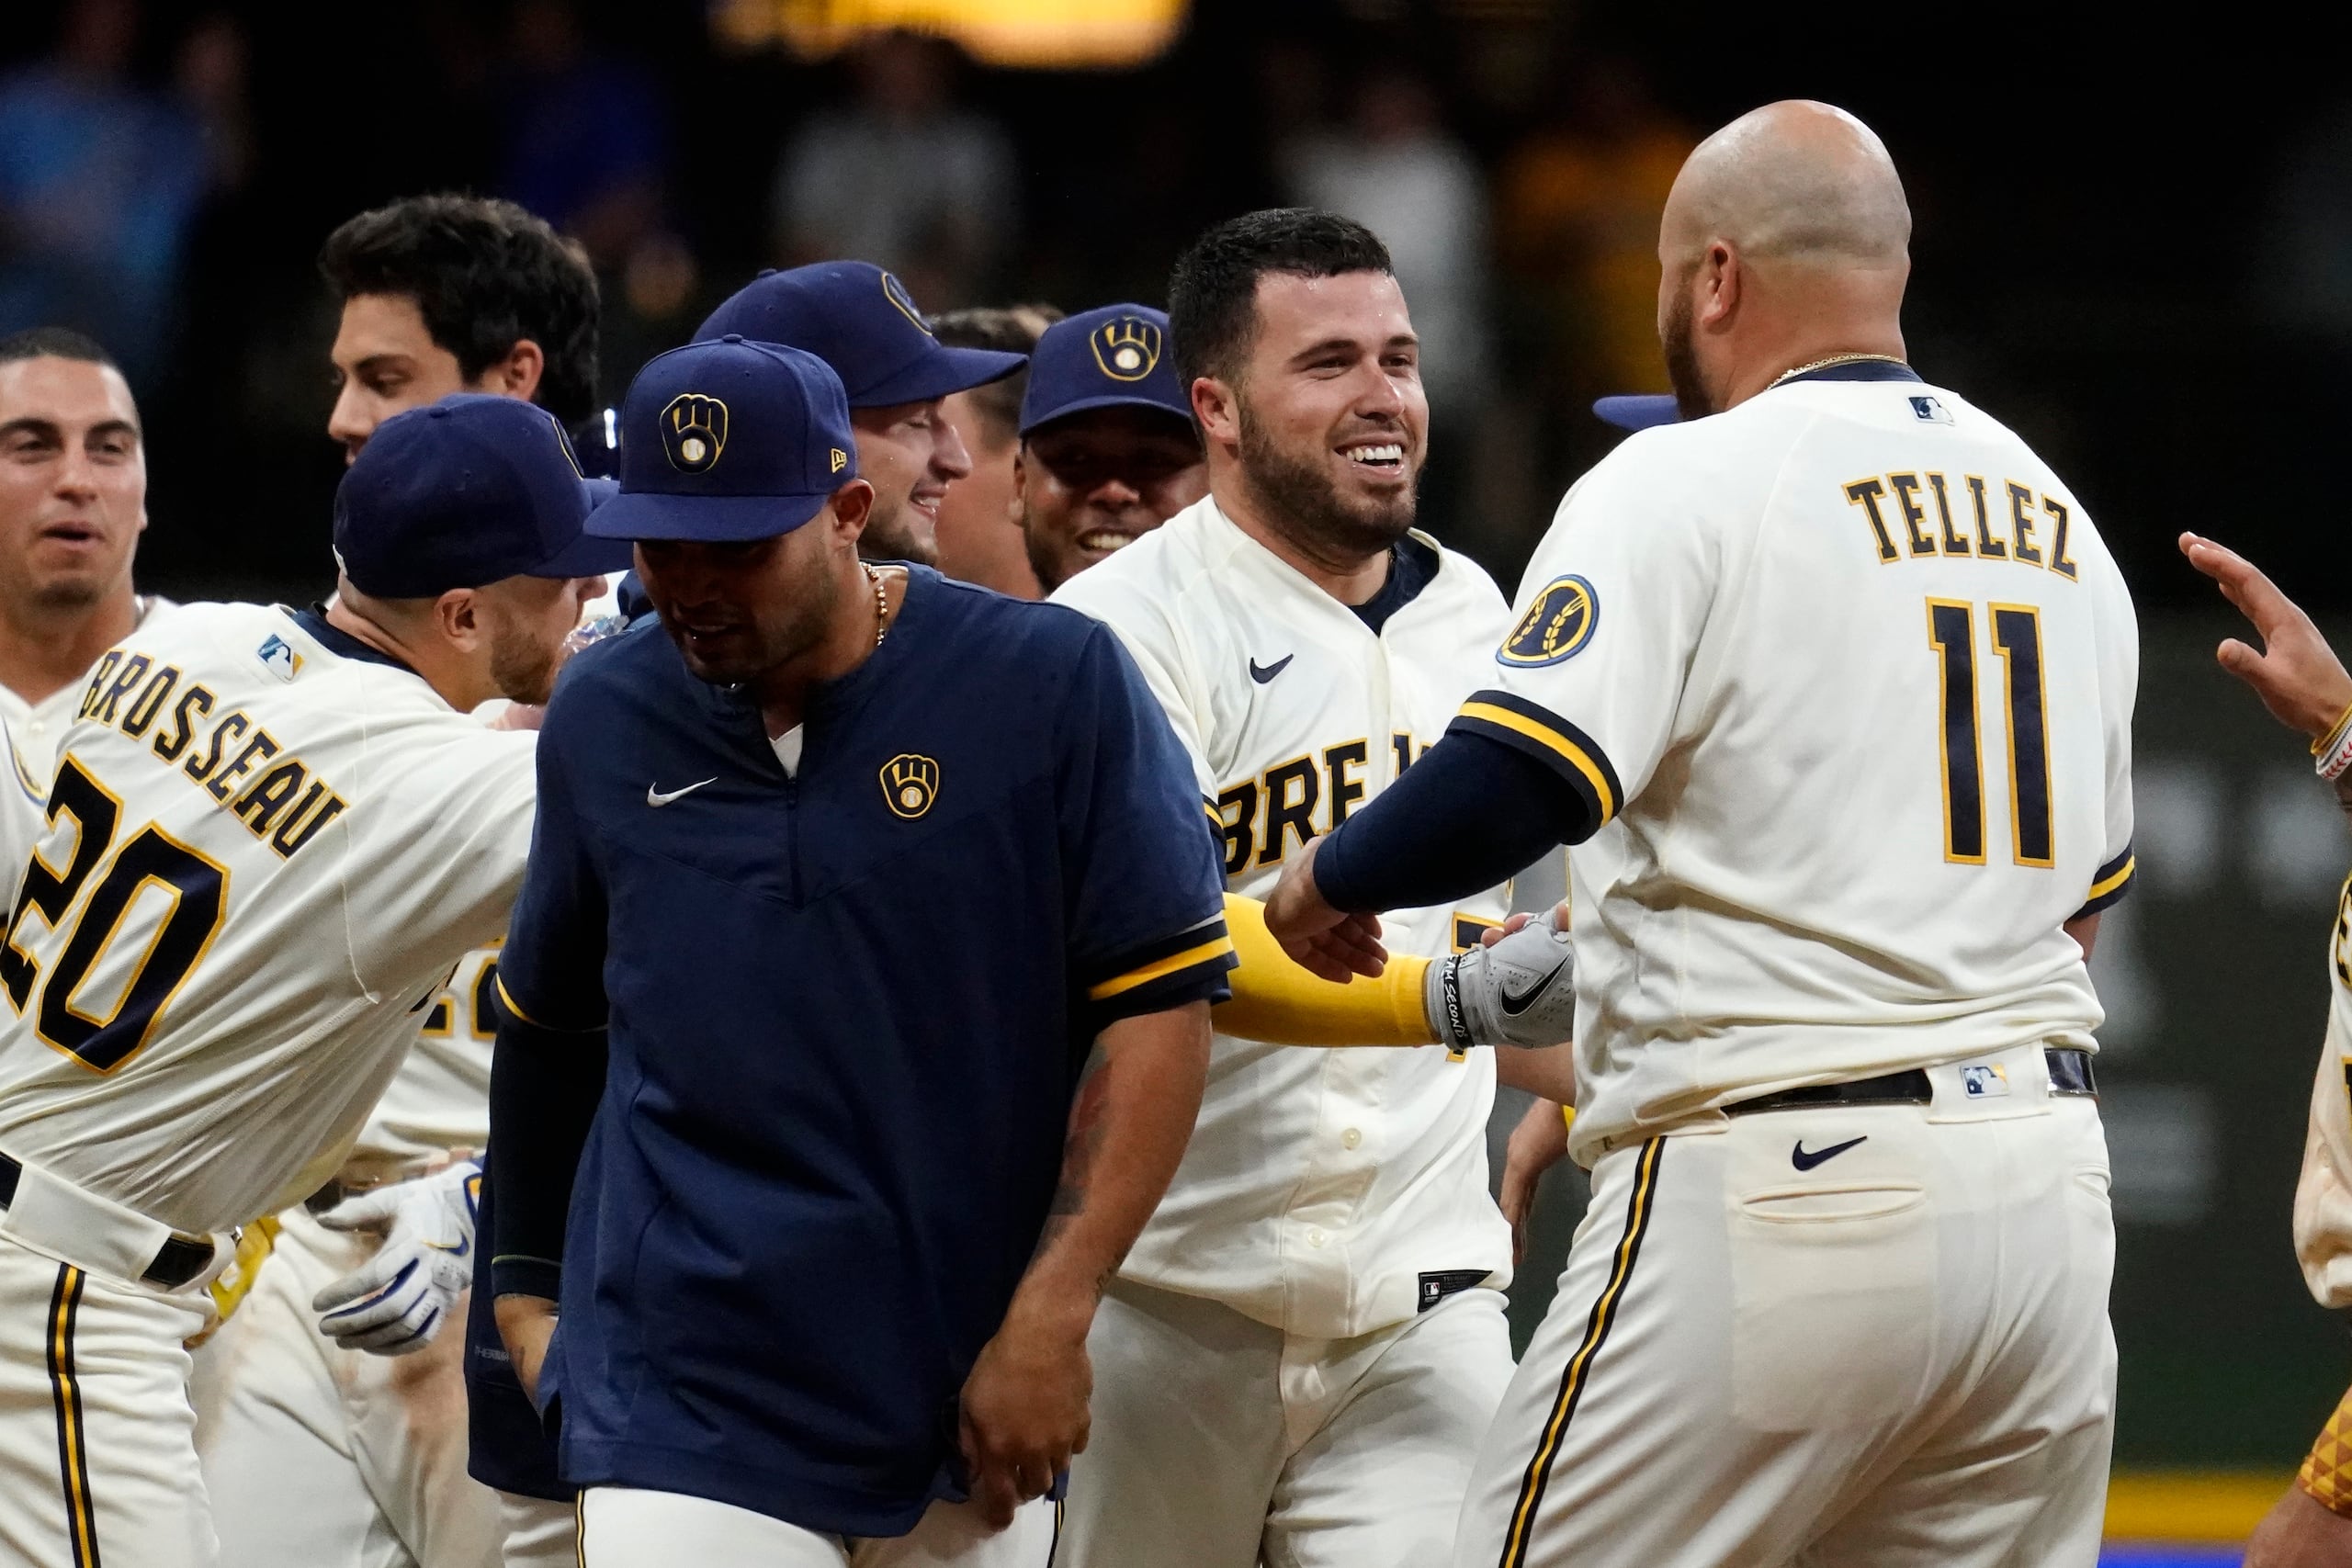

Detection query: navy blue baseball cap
xmin=1594 ymin=394 xmax=1682 ymax=432
xmin=695 ymin=261 xmax=1024 ymax=408
xmin=333 ymin=395 xmax=633 ymax=598
xmin=587 ymin=335 xmax=861 ymax=544
xmin=1018 ymin=304 xmax=1193 ymax=438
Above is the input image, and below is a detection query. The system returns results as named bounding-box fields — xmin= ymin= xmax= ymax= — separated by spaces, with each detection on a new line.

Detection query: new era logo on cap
xmin=589 ymin=337 xmax=862 ymax=545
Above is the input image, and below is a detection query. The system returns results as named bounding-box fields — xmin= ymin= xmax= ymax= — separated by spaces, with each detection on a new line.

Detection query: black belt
xmin=0 ymin=1152 xmax=219 ymax=1290
xmin=1725 ymin=1047 xmax=2096 ymax=1116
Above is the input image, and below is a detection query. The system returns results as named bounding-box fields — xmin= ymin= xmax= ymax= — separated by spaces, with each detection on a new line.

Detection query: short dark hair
xmin=1168 ymin=209 xmax=1393 ymax=387
xmin=930 ymin=303 xmax=1063 ymax=450
xmin=319 ymin=195 xmax=601 ymax=423
xmin=0 ymin=327 xmax=119 ymax=370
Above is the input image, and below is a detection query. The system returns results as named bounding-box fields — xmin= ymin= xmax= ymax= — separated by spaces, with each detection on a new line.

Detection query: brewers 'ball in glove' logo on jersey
xmin=1090 ymin=316 xmax=1162 ymax=381
xmin=661 ymin=393 xmax=729 ymax=473
xmin=1498 ymin=575 xmax=1599 ymax=667
xmin=880 ymin=754 xmax=940 ymax=819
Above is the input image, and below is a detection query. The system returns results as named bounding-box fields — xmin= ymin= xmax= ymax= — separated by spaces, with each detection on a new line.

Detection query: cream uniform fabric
xmin=0 ymin=601 xmax=536 ymax=1235
xmin=1051 ymin=497 xmax=1515 ymax=1335
xmin=2295 ymin=874 xmax=2352 ymax=1308
xmin=1453 ymin=371 xmax=2135 ymax=1568
xmin=0 ymin=595 xmax=179 ymax=782
xmin=1473 ymin=377 xmax=2137 ymax=1167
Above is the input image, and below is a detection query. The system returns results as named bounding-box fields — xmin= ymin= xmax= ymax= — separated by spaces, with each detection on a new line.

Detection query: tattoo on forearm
xmin=1034 ymin=1054 xmax=1114 ymax=1264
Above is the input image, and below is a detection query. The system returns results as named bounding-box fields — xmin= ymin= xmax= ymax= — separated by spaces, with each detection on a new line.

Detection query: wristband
xmin=2321 ymin=723 xmax=2352 ymax=783
xmin=2313 ymin=699 xmax=2352 ymax=760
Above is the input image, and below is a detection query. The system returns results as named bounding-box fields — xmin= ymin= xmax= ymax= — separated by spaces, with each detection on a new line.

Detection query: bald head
xmin=1654 ymin=101 xmax=1914 ymax=417
xmin=1663 ymin=101 xmax=1910 ymax=272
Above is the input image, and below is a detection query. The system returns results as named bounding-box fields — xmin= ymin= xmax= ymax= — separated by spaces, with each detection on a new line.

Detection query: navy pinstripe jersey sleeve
xmin=1057 ymin=623 xmax=1236 ymax=1031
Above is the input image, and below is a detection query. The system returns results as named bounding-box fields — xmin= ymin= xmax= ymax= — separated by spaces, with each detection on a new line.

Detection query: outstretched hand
xmin=2180 ymin=532 xmax=2352 ymax=739
xmin=1262 ymin=838 xmax=1386 ymax=981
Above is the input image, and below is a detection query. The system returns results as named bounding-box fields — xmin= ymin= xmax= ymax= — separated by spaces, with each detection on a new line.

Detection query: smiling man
xmin=0 ymin=329 xmax=171 ymax=784
xmin=695 ymin=260 xmax=1024 ymax=568
xmin=1046 ymin=209 xmax=1540 ymax=1568
xmin=1013 ymin=303 xmax=1206 ymax=594
xmin=320 ymin=194 xmax=600 ymax=463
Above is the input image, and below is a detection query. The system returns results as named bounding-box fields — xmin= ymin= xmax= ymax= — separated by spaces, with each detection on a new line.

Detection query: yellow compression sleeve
xmin=1213 ymin=893 xmax=1436 ymax=1047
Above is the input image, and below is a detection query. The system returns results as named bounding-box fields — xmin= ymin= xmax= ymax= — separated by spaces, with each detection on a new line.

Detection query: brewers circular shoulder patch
xmin=1497 ymin=576 xmax=1599 ymax=667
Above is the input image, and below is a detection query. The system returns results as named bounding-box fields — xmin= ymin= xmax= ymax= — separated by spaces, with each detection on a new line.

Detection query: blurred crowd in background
xmin=16 ymin=0 xmax=2341 ymax=612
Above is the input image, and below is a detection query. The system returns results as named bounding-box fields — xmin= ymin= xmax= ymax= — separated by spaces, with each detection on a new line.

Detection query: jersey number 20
xmin=1 ymin=758 xmax=230 ymax=1073
xmin=1927 ymin=599 xmax=2051 ymax=867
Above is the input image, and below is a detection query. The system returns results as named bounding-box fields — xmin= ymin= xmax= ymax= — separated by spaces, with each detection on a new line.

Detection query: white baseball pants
xmin=0 ymin=1235 xmax=215 ymax=1568
xmin=1054 ymin=1276 xmax=1514 ymax=1568
xmin=580 ymin=1485 xmax=1054 ymax=1566
xmin=1455 ymin=1053 xmax=2116 ymax=1568
xmin=191 ymin=1201 xmax=504 ymax=1568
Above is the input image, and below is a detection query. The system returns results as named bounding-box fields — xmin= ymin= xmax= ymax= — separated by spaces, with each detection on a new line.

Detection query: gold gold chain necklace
xmin=1769 ymin=352 xmax=1910 ymax=389
xmin=864 ymin=562 xmax=890 ymax=649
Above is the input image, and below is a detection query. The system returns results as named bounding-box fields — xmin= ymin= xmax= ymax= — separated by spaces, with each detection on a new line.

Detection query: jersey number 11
xmin=1927 ymin=599 xmax=2052 ymax=868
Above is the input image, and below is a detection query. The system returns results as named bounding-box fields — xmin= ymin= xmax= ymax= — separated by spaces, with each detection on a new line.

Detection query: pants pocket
xmin=1728 ymin=1180 xmax=1933 ymax=1432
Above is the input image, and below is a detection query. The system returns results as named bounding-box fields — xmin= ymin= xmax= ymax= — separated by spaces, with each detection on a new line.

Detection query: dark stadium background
xmin=8 ymin=0 xmax=2350 ymax=1501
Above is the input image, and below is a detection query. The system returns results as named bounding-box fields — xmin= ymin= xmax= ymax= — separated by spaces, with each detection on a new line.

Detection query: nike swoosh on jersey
xmin=1499 ymin=955 xmax=1569 ymax=1015
xmin=1249 ymin=654 xmax=1294 ymax=683
xmin=646 ymin=778 xmax=718 ymax=807
xmin=1791 ymin=1134 xmax=1867 ymax=1171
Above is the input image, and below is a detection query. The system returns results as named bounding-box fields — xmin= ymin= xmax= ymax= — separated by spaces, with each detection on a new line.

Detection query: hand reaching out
xmin=2180 ymin=532 xmax=2352 ymax=739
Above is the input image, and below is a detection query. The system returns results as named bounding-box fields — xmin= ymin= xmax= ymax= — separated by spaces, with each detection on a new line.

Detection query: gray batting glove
xmin=1426 ymin=908 xmax=1576 ymax=1050
xmin=311 ymin=1160 xmax=480 ymax=1356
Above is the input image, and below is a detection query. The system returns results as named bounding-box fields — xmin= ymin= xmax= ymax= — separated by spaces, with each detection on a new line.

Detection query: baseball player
xmin=0 ymin=328 xmax=177 ymax=784
xmin=695 ymin=261 xmax=1023 ymax=568
xmin=483 ymin=334 xmax=1234 ymax=1565
xmin=1047 ymin=212 xmax=1574 ymax=1568
xmin=189 ymin=194 xmax=607 ymax=1568
xmin=1265 ymin=101 xmax=2138 ymax=1567
xmin=1015 ymin=303 xmax=1208 ymax=595
xmin=931 ymin=304 xmax=1061 ymax=598
xmin=0 ymin=394 xmax=624 ymax=1568
xmin=2177 ymin=533 xmax=2352 ymax=1567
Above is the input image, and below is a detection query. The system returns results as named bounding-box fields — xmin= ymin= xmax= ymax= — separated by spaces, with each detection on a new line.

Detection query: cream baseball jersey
xmin=1468 ymin=371 xmax=2137 ymax=1164
xmin=0 ymin=603 xmax=536 ymax=1234
xmin=1052 ymin=497 xmax=1514 ymax=1337
xmin=0 ymin=597 xmax=181 ymax=785
xmin=2295 ymin=874 xmax=2352 ymax=1308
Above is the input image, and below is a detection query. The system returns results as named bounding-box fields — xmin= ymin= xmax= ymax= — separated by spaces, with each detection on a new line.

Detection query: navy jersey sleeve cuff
xmin=2073 ymin=843 xmax=2135 ymax=919
xmin=1080 ymin=914 xmax=1238 ymax=1031
xmin=1450 ymin=690 xmax=1623 ymax=832
xmin=1312 ymin=729 xmax=1590 ymax=915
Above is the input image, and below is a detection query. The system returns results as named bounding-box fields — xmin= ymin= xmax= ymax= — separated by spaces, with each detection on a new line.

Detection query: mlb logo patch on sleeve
xmin=1908 ymin=394 xmax=1953 ymax=424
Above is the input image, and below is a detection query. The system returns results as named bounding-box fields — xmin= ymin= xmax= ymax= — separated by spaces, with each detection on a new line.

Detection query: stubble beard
xmin=856 ymin=490 xmax=939 ymax=569
xmin=487 ymin=616 xmax=561 ymax=706
xmin=1662 ymin=287 xmax=1716 ymax=422
xmin=1235 ymin=397 xmax=1415 ymax=566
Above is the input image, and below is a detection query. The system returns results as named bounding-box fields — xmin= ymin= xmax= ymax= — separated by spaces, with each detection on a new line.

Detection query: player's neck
xmin=751 ymin=563 xmax=903 ymax=739
xmin=1212 ymin=479 xmax=1391 ymax=607
xmin=1722 ymin=323 xmax=1908 ymax=412
xmin=0 ymin=585 xmax=141 ymax=706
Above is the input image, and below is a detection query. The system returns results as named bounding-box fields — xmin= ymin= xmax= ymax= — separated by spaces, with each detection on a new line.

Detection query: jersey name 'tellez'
xmin=1463 ymin=373 xmax=2137 ymax=1164
xmin=1053 ymin=497 xmax=1514 ymax=1337
xmin=0 ymin=604 xmax=536 ymax=1234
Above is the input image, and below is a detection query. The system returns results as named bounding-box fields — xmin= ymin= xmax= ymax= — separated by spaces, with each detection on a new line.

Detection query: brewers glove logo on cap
xmin=880 ymin=754 xmax=940 ymax=819
xmin=880 ymin=270 xmax=933 ymax=335
xmin=1498 ymin=575 xmax=1599 ymax=667
xmin=661 ymin=393 xmax=729 ymax=473
xmin=1090 ymin=316 xmax=1162 ymax=382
